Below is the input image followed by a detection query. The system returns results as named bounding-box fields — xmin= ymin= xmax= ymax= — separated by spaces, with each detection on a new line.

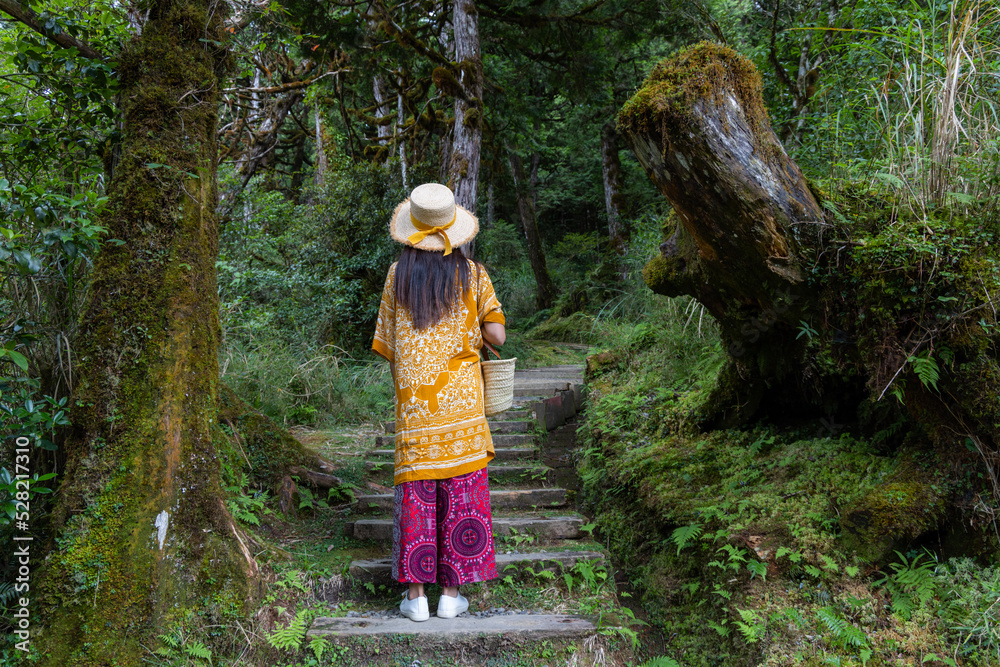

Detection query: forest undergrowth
xmin=580 ymin=294 xmax=1000 ymax=666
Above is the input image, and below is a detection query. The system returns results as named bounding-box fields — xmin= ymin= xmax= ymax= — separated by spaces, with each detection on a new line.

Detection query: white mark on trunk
xmin=155 ymin=510 xmax=169 ymax=550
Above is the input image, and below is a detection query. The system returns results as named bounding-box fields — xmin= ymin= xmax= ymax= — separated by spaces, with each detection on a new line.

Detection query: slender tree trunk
xmin=289 ymin=127 xmax=308 ymax=199
xmin=397 ymin=74 xmax=409 ymax=190
xmin=601 ymin=121 xmax=628 ymax=254
xmin=509 ymin=149 xmax=556 ymax=310
xmin=439 ymin=128 xmax=452 ymax=184
xmin=314 ymin=106 xmax=327 ymax=186
xmin=373 ymin=74 xmax=392 ymax=156
xmin=436 ymin=0 xmax=453 ymax=185
xmin=33 ymin=3 xmax=332 ymax=662
xmin=448 ymin=0 xmax=483 ymax=257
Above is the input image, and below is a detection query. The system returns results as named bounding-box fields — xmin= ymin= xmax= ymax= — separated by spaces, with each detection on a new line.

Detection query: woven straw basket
xmin=481 ymin=341 xmax=516 ymax=416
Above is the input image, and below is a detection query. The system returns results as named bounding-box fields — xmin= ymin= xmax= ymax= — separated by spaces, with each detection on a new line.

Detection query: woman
xmin=371 ymin=182 xmax=506 ymax=622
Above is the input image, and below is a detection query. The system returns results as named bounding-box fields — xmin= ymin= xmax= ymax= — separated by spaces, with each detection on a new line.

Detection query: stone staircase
xmin=307 ymin=364 xmax=622 ymax=661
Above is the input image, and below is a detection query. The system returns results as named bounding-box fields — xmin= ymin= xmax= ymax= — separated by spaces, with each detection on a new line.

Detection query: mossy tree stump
xmin=618 ymin=42 xmax=1000 ymax=558
xmin=618 ymin=42 xmax=844 ymax=426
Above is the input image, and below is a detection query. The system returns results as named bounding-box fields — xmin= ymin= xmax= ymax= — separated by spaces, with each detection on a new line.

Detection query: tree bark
xmin=600 ymin=121 xmax=628 ymax=254
xmin=448 ymin=0 xmax=483 ymax=257
xmin=314 ymin=106 xmax=328 ymax=186
xmin=398 ymin=73 xmax=409 ymax=190
xmin=509 ymin=149 xmax=556 ymax=310
xmin=32 ymin=3 xmax=333 ymax=662
xmin=373 ymin=74 xmax=393 ymax=154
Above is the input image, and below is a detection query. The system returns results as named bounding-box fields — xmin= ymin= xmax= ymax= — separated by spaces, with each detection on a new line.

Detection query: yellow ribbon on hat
xmin=407 ymin=211 xmax=456 ymax=256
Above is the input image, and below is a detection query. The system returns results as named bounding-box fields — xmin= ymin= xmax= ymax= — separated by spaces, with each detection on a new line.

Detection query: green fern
xmin=817 ymin=606 xmax=870 ymax=655
xmin=184 ymin=641 xmax=212 ymax=663
xmin=267 ymin=609 xmax=311 ymax=651
xmin=641 ymin=658 xmax=681 ymax=667
xmin=908 ymin=352 xmax=941 ymax=392
xmin=308 ymin=636 xmax=331 ymax=660
xmin=816 ymin=606 xmax=847 ymax=636
xmin=874 ymin=549 xmax=939 ymax=621
xmin=154 ymin=630 xmax=213 ymax=666
xmin=746 ymin=559 xmax=767 ymax=581
xmin=527 ymin=567 xmax=556 ymax=581
xmin=0 ymin=581 xmax=16 ymax=606
xmin=734 ymin=608 xmax=765 ymax=643
xmin=708 ymin=620 xmax=731 ymax=637
xmin=669 ymin=523 xmax=703 ymax=554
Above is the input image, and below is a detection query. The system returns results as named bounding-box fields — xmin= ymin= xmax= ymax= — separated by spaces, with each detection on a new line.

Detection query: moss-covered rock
xmin=839 ymin=480 xmax=947 ymax=563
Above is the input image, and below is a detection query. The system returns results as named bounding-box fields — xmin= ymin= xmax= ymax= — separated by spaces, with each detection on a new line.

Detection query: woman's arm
xmin=482 ymin=321 xmax=506 ymax=346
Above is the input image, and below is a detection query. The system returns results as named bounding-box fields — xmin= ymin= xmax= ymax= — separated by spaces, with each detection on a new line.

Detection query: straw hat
xmin=389 ymin=183 xmax=478 ymax=255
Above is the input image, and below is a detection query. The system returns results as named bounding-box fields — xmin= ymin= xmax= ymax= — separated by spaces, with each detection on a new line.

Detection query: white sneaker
xmin=436 ymin=592 xmax=469 ymax=619
xmin=399 ymin=592 xmax=429 ymax=622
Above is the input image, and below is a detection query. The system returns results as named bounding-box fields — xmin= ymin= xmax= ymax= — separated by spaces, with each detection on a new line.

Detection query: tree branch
xmin=223 ymin=70 xmax=342 ymax=95
xmin=0 ymin=0 xmax=104 ymax=60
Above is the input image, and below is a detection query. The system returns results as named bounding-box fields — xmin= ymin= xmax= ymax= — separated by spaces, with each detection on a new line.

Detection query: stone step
xmin=364 ymin=463 xmax=552 ymax=484
xmin=513 ymin=380 xmax=574 ymax=396
xmin=374 ymin=433 xmax=534 ymax=448
xmin=354 ymin=488 xmax=567 ymax=511
xmin=307 ymin=613 xmax=596 ymax=641
xmin=517 ymin=364 xmax=585 ymax=373
xmin=514 ymin=371 xmax=584 ymax=381
xmin=384 ymin=420 xmax=531 ymax=434
xmin=351 ymin=515 xmax=586 ymax=541
xmin=368 ymin=447 xmax=536 ymax=463
xmin=348 ymin=550 xmax=604 ymax=583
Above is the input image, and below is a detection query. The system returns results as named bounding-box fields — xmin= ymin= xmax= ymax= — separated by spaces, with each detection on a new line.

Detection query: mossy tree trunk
xmin=31 ymin=2 xmax=331 ymax=662
xmin=448 ymin=0 xmax=483 ymax=256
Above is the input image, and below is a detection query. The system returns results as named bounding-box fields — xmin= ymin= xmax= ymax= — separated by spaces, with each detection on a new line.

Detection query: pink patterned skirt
xmin=391 ymin=468 xmax=498 ymax=586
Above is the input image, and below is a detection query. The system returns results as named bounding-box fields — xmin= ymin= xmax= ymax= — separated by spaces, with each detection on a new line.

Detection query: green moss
xmin=528 ymin=312 xmax=596 ymax=345
xmin=839 ymin=480 xmax=947 ymax=563
xmin=432 ymin=66 xmax=466 ymax=100
xmin=618 ymin=42 xmax=772 ymax=157
xmin=463 ymin=105 xmax=481 ymax=129
xmin=642 ymin=253 xmax=691 ymax=297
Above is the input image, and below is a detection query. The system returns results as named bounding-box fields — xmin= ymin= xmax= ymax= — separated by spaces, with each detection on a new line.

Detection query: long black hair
xmin=395 ymin=246 xmax=480 ymax=330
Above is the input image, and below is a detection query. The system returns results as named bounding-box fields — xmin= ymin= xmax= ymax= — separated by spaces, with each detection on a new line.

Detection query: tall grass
xmin=866 ymin=0 xmax=1000 ymax=215
xmin=220 ymin=331 xmax=393 ymax=427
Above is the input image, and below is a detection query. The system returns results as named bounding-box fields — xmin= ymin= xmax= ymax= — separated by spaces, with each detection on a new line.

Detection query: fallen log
xmin=288 ymin=466 xmax=347 ymax=489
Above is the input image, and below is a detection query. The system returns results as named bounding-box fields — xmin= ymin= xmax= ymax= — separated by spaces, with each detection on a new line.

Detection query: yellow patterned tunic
xmin=372 ymin=260 xmax=506 ymax=485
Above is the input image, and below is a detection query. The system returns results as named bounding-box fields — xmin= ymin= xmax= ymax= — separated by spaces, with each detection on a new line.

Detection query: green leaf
xmin=2 ymin=349 xmax=29 ymax=370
